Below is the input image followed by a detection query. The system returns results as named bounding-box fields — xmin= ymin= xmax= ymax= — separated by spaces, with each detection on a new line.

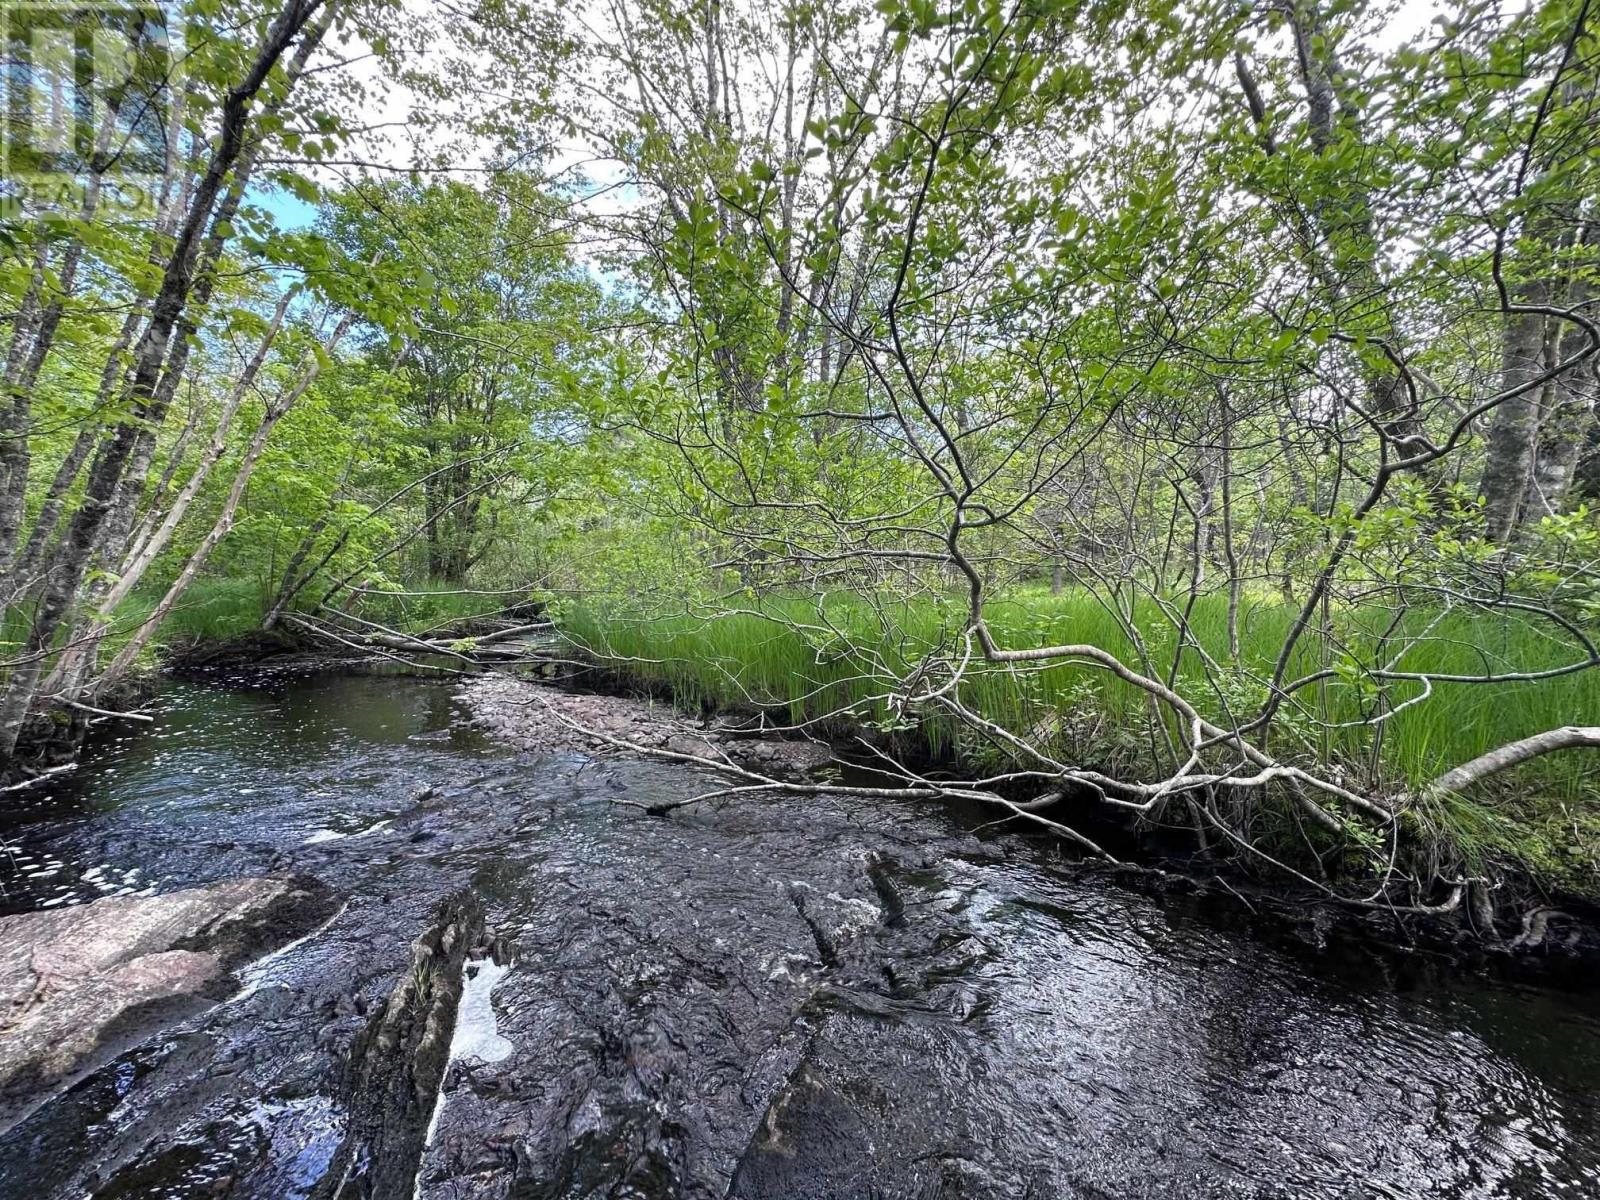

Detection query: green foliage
xmin=134 ymin=579 xmax=269 ymax=645
xmin=9 ymin=0 xmax=1600 ymax=905
xmin=356 ymin=584 xmax=517 ymax=633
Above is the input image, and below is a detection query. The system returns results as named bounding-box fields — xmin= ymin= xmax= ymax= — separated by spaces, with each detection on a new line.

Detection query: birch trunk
xmin=99 ymin=311 xmax=357 ymax=689
xmin=0 ymin=102 xmax=123 ymax=573
xmin=1482 ymin=300 xmax=1556 ymax=542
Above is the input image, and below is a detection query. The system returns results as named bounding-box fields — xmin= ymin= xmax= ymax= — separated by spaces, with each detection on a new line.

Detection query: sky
xmin=256 ymin=185 xmax=320 ymax=231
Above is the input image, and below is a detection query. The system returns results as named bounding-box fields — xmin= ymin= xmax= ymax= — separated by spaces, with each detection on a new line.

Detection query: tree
xmin=512 ymin=0 xmax=1600 ymax=913
xmin=0 ymin=0 xmax=426 ymax=761
xmin=322 ymin=175 xmax=606 ymax=585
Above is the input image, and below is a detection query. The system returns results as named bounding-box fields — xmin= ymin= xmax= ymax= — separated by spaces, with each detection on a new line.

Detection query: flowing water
xmin=1 ymin=669 xmax=1598 ymax=1199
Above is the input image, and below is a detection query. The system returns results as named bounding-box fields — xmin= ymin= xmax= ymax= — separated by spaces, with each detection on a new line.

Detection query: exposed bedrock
xmin=0 ymin=875 xmax=338 ymax=1133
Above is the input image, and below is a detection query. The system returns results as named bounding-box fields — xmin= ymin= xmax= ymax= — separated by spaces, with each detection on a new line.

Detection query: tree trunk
xmin=110 ymin=289 xmax=295 ymax=610
xmin=1524 ymin=336 xmax=1598 ymax=520
xmin=1482 ymin=303 xmax=1556 ymax=542
xmin=5 ymin=84 xmax=196 ymax=600
xmin=1521 ymin=221 xmax=1599 ymax=519
xmin=100 ymin=311 xmax=355 ymax=689
xmin=0 ymin=101 xmax=124 ymax=573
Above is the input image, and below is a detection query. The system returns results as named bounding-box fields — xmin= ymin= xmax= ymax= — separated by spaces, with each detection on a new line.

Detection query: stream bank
xmin=168 ymin=621 xmax=1600 ymax=971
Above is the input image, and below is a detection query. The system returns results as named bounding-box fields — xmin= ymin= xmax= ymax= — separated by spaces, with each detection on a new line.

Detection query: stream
xmin=1 ymin=668 xmax=1598 ymax=1198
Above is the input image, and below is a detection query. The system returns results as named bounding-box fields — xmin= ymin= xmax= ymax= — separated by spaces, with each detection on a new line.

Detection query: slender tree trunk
xmin=1521 ymin=222 xmax=1599 ymax=519
xmin=1524 ymin=339 xmax=1597 ymax=520
xmin=6 ymin=83 xmax=196 ymax=601
xmin=1220 ymin=395 xmax=1242 ymax=660
xmin=1483 ymin=303 xmax=1556 ymax=542
xmin=112 ymin=290 xmax=296 ymax=609
xmin=0 ymin=102 xmax=123 ymax=573
xmin=262 ymin=462 xmax=353 ymax=630
xmin=0 ymin=244 xmax=52 ymax=529
xmin=26 ymin=3 xmax=335 ymax=703
xmin=1241 ymin=0 xmax=1424 ymax=468
xmin=128 ymin=385 xmax=214 ymax=562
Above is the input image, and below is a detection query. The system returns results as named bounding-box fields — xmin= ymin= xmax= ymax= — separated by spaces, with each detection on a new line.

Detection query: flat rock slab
xmin=462 ymin=675 xmax=835 ymax=778
xmin=0 ymin=875 xmax=335 ymax=1130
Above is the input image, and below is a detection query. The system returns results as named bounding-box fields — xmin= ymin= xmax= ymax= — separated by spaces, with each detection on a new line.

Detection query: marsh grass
xmin=561 ymin=589 xmax=1600 ymax=888
xmin=0 ymin=579 xmax=269 ymax=670
xmin=136 ymin=579 xmax=268 ymax=644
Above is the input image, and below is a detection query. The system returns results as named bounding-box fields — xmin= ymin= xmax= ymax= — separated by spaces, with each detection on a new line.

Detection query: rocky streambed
xmin=1 ymin=666 xmax=1598 ymax=1198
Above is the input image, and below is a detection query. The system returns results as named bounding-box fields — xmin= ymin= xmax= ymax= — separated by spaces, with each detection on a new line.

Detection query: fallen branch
xmin=461 ymin=621 xmax=554 ymax=647
xmin=63 ymin=699 xmax=154 ymax=723
xmin=0 ymin=762 xmax=77 ymax=792
xmin=1424 ymin=726 xmax=1600 ymax=799
xmin=509 ymin=683 xmax=1122 ymax=859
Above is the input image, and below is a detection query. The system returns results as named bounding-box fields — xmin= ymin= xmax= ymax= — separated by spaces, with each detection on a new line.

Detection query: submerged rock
xmin=0 ymin=875 xmax=336 ymax=1132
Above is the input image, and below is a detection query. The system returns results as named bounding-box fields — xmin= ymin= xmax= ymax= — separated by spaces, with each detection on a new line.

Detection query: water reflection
xmin=0 ymin=672 xmax=494 ymax=914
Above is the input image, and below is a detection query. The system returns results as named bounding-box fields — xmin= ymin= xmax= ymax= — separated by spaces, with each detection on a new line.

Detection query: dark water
xmin=1 ymin=671 xmax=1598 ymax=1199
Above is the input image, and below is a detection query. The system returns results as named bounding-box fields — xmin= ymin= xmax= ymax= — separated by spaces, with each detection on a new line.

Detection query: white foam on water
xmin=449 ymin=958 xmax=514 ymax=1065
xmin=302 ymin=818 xmax=392 ymax=845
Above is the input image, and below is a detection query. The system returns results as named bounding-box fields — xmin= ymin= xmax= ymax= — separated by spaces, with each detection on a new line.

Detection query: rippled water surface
xmin=1 ymin=671 xmax=1598 ymax=1199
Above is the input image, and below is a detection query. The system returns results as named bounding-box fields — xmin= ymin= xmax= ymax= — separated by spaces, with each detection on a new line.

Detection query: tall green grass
xmin=559 ymin=588 xmax=1600 ymax=800
xmin=562 ymin=588 xmax=1600 ymax=889
xmin=133 ymin=578 xmax=268 ymax=644
xmin=0 ymin=580 xmax=266 ymax=681
xmin=105 ymin=578 xmax=514 ymax=665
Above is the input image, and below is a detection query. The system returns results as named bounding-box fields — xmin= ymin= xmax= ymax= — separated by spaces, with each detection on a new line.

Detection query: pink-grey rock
xmin=0 ymin=875 xmax=334 ymax=1131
